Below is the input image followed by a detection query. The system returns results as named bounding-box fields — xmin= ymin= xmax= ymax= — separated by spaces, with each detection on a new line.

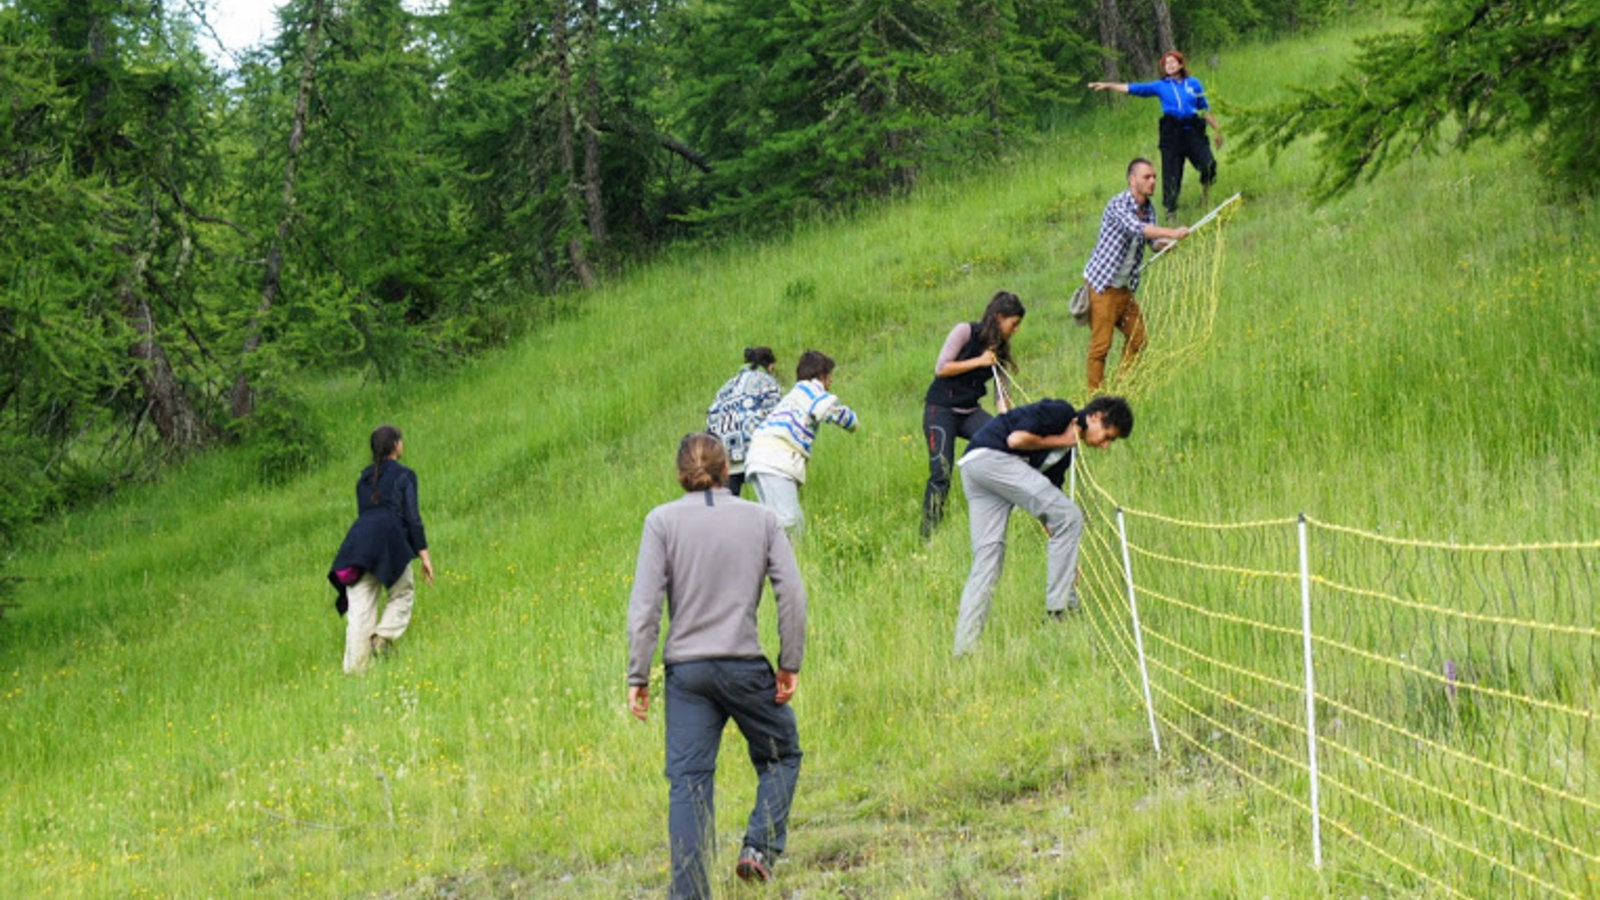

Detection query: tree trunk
xmin=982 ymin=0 xmax=1003 ymax=142
xmin=552 ymin=0 xmax=596 ymax=288
xmin=1152 ymin=0 xmax=1176 ymax=56
xmin=230 ymin=0 xmax=326 ymax=419
xmin=1122 ymin=0 xmax=1154 ymax=77
xmin=129 ymin=294 xmax=207 ymax=449
xmin=83 ymin=2 xmax=205 ymax=448
xmin=579 ymin=0 xmax=608 ymax=252
xmin=1096 ymin=0 xmax=1122 ymax=82
xmin=123 ymin=209 xmax=207 ymax=449
xmin=81 ymin=13 xmax=111 ymax=177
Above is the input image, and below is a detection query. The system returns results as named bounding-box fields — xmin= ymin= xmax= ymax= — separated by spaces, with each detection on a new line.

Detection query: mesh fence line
xmin=1092 ymin=195 xmax=1240 ymax=397
xmin=1065 ymin=460 xmax=1600 ymax=898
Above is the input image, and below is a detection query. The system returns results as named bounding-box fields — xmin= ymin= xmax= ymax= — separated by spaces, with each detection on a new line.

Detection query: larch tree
xmin=1238 ymin=0 xmax=1600 ymax=200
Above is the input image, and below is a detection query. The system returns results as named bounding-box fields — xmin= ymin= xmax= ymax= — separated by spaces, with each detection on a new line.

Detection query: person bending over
xmin=744 ymin=350 xmax=860 ymax=537
xmin=953 ymin=396 xmax=1133 ymax=655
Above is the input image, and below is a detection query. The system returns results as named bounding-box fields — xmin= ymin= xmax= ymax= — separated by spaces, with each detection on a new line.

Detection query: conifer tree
xmin=232 ymin=0 xmax=461 ymax=389
xmin=1239 ymin=0 xmax=1600 ymax=199
xmin=0 ymin=0 xmax=225 ymax=538
xmin=668 ymin=0 xmax=1083 ymax=229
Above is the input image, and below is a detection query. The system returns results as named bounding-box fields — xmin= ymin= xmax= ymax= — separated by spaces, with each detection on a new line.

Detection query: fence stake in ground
xmin=1116 ymin=507 xmax=1162 ymax=756
xmin=1296 ymin=513 xmax=1325 ymax=869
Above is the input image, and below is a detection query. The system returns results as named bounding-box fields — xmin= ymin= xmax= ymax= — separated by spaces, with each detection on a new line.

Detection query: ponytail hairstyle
xmin=676 ymin=432 xmax=729 ymax=491
xmin=976 ymin=290 xmax=1026 ymax=370
xmin=744 ymin=346 xmax=777 ymax=371
xmin=369 ymin=424 xmax=403 ymax=502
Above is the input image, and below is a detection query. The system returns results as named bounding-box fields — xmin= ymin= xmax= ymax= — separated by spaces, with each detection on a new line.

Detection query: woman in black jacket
xmin=329 ymin=424 xmax=435 ymax=673
xmin=920 ymin=291 xmax=1025 ymax=537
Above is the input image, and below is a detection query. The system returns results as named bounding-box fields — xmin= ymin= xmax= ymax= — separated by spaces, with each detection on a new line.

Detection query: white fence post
xmin=1116 ymin=507 xmax=1161 ymax=757
xmin=1297 ymin=513 xmax=1324 ymax=869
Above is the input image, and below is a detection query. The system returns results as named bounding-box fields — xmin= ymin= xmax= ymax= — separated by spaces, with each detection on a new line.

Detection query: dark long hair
xmin=369 ymin=424 xmax=402 ymax=502
xmin=743 ymin=346 xmax=776 ymax=370
xmin=976 ymin=291 xmax=1025 ymax=370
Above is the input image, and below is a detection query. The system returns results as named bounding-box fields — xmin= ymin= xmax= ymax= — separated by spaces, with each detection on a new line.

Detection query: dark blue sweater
xmin=966 ymin=399 xmax=1079 ymax=487
xmin=328 ymin=461 xmax=428 ymax=612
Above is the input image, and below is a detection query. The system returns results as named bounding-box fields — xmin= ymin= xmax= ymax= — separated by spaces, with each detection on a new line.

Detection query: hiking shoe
xmin=736 ymin=845 xmax=774 ymax=883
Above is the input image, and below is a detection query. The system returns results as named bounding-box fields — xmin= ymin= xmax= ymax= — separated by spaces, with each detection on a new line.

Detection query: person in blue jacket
xmin=328 ymin=424 xmax=435 ymax=673
xmin=1090 ymin=50 xmax=1223 ymax=223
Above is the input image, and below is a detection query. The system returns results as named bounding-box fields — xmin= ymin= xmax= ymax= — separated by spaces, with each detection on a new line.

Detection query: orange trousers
xmin=1086 ymin=285 xmax=1146 ymax=390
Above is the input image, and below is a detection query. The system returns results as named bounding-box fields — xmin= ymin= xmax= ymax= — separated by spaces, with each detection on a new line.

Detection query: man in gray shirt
xmin=627 ymin=433 xmax=808 ymax=898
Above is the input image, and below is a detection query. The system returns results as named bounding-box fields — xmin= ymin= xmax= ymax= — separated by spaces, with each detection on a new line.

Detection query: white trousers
xmin=343 ymin=563 xmax=415 ymax=674
xmin=748 ymin=472 xmax=805 ymax=538
xmin=954 ymin=451 xmax=1082 ymax=655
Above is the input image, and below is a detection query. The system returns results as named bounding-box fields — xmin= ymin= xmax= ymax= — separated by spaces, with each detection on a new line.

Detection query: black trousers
xmin=1158 ymin=115 xmax=1217 ymax=217
xmin=921 ymin=402 xmax=992 ymax=536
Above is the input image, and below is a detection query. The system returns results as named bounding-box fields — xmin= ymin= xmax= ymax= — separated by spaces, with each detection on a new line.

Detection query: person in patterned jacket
xmin=706 ymin=346 xmax=783 ymax=497
xmin=745 ymin=350 xmax=860 ymax=537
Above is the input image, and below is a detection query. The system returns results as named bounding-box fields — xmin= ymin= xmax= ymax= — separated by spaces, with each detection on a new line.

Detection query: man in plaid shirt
xmin=1081 ymin=158 xmax=1191 ymax=390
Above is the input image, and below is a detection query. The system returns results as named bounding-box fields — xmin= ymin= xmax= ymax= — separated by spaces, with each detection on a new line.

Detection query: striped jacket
xmin=745 ymin=379 xmax=859 ymax=483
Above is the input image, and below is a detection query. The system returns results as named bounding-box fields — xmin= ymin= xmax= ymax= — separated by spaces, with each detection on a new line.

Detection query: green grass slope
xmin=3 ymin=17 xmax=1597 ymax=899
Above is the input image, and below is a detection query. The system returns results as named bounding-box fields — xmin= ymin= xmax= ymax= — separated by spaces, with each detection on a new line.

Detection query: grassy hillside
xmin=3 ymin=16 xmax=1597 ymax=899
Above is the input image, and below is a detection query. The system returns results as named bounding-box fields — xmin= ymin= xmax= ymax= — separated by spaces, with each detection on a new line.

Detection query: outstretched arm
xmin=1087 ymin=82 xmax=1130 ymax=93
xmin=823 ymin=399 xmax=859 ymax=433
xmin=1143 ymin=223 xmax=1190 ymax=241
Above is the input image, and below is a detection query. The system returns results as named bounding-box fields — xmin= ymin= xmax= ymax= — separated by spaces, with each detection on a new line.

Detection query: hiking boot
xmin=1046 ymin=598 xmax=1081 ymax=621
xmin=736 ymin=845 xmax=775 ymax=883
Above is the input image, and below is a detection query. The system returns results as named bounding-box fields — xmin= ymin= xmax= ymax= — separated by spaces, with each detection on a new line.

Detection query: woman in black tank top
xmin=920 ymin=291 xmax=1025 ymax=537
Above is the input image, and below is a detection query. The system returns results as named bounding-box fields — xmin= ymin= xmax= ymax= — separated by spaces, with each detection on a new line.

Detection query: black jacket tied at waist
xmin=328 ymin=461 xmax=427 ymax=613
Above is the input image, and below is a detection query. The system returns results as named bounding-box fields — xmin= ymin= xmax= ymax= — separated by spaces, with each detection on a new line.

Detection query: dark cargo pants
xmin=664 ymin=658 xmax=802 ymax=900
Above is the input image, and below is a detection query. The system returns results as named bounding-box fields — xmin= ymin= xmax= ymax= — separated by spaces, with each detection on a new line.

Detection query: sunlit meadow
xmin=3 ymin=15 xmax=1597 ymax=899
